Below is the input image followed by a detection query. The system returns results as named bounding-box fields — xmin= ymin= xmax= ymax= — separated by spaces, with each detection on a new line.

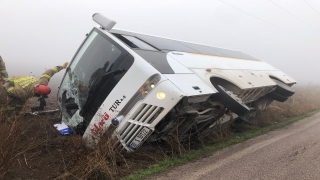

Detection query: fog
xmin=1 ymin=0 xmax=320 ymax=88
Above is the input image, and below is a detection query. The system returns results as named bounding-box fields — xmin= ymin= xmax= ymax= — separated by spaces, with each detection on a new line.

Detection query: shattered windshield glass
xmin=60 ymin=28 xmax=134 ymax=125
xmin=67 ymin=29 xmax=123 ymax=108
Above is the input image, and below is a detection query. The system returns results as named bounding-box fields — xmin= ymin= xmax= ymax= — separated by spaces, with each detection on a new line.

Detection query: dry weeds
xmin=255 ymin=85 xmax=320 ymax=126
xmin=0 ymin=85 xmax=320 ymax=179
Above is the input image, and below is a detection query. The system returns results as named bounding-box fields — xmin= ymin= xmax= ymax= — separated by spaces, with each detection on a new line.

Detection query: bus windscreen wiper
xmin=80 ymin=68 xmax=126 ymax=117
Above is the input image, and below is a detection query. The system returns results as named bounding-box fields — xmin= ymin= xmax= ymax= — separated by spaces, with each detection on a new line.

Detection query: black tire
xmin=213 ymin=85 xmax=250 ymax=116
xmin=267 ymin=91 xmax=289 ymax=102
xmin=272 ymin=79 xmax=295 ymax=97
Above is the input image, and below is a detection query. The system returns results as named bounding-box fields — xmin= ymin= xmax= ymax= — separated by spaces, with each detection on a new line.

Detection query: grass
xmin=1 ymin=85 xmax=320 ymax=179
xmin=123 ymin=109 xmax=319 ymax=180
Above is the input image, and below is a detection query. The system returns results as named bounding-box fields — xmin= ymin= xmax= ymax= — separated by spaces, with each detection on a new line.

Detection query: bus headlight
xmin=140 ymin=74 xmax=161 ymax=96
xmin=157 ymin=92 xmax=166 ymax=99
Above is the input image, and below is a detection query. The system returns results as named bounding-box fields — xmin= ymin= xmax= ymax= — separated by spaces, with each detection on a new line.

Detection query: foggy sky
xmin=1 ymin=0 xmax=320 ymax=86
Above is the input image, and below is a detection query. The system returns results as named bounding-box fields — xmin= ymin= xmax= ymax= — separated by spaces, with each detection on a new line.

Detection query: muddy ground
xmin=1 ymin=94 xmax=165 ymax=180
xmin=1 ymin=95 xmax=72 ymax=179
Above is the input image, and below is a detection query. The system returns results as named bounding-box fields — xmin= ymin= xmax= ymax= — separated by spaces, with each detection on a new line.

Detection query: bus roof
xmin=110 ymin=29 xmax=258 ymax=61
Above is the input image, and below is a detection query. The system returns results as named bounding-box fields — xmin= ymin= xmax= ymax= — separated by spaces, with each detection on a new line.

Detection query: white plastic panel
xmin=268 ymin=71 xmax=296 ymax=84
xmin=118 ymin=80 xmax=185 ymax=128
xmin=92 ymin=13 xmax=116 ymax=30
xmin=192 ymin=68 xmax=276 ymax=90
xmin=164 ymin=74 xmax=218 ymax=96
xmin=167 ymin=52 xmax=193 ymax=73
xmin=171 ymin=52 xmax=277 ymax=71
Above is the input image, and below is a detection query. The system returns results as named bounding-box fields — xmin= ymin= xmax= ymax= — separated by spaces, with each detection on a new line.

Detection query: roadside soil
xmin=1 ymin=95 xmax=164 ymax=180
xmin=149 ymin=112 xmax=320 ymax=180
xmin=1 ymin=95 xmax=69 ymax=179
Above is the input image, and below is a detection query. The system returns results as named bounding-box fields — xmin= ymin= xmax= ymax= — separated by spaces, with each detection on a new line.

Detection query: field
xmin=1 ymin=85 xmax=320 ymax=179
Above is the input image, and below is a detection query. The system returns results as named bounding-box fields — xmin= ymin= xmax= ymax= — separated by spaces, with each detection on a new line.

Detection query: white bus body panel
xmin=169 ymin=52 xmax=296 ymax=89
xmin=118 ymin=80 xmax=185 ymax=129
xmin=163 ymin=74 xmax=217 ymax=96
xmin=168 ymin=52 xmax=277 ymax=70
xmin=166 ymin=53 xmax=193 ymax=73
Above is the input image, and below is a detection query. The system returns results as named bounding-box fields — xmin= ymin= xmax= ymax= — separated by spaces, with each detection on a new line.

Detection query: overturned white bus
xmin=57 ymin=13 xmax=296 ymax=151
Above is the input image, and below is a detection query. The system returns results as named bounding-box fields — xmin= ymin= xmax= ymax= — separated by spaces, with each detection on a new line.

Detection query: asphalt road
xmin=149 ymin=113 xmax=320 ymax=180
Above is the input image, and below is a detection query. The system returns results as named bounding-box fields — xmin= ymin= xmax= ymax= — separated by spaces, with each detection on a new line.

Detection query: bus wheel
xmin=213 ymin=85 xmax=250 ymax=116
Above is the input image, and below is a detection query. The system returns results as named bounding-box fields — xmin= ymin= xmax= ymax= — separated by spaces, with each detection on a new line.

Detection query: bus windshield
xmin=62 ymin=28 xmax=133 ymax=120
